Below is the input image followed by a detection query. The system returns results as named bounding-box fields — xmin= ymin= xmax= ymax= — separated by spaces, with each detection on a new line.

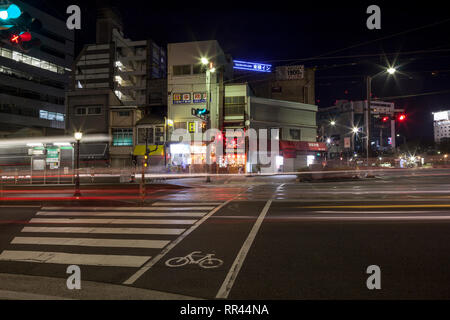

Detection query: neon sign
xmin=233 ymin=60 xmax=272 ymax=73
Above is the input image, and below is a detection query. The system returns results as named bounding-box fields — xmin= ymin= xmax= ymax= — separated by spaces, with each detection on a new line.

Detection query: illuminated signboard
xmin=233 ymin=60 xmax=272 ymax=73
xmin=433 ymin=111 xmax=449 ymax=121
xmin=173 ymin=93 xmax=191 ymax=104
xmin=193 ymin=92 xmax=207 ymax=103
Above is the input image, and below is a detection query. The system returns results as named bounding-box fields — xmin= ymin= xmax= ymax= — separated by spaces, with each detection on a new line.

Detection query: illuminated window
xmin=112 ymin=128 xmax=133 ymax=146
xmin=0 ymin=47 xmax=66 ymax=74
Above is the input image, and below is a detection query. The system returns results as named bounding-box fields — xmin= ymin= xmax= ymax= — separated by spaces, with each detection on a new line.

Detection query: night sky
xmin=28 ymin=0 xmax=450 ymax=143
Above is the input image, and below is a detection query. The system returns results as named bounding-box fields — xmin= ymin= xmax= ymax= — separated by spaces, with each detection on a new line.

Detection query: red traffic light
xmin=10 ymin=31 xmax=31 ymax=44
xmin=398 ymin=114 xmax=407 ymax=121
xmin=382 ymin=116 xmax=389 ymax=122
xmin=19 ymin=31 xmax=31 ymax=42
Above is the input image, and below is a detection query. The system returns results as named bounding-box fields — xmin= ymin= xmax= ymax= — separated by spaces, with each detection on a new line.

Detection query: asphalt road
xmin=1 ymin=170 xmax=450 ymax=299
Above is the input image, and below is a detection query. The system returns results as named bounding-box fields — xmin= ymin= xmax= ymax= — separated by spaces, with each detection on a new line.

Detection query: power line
xmin=259 ymin=17 xmax=450 ymax=65
xmin=379 ymin=89 xmax=450 ymax=100
xmin=263 ymin=49 xmax=450 ymax=63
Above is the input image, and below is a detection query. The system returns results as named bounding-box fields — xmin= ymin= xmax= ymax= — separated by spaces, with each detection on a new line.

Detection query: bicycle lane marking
xmin=216 ymin=199 xmax=272 ymax=299
xmin=122 ymin=200 xmax=233 ymax=285
xmin=128 ymin=200 xmax=268 ymax=298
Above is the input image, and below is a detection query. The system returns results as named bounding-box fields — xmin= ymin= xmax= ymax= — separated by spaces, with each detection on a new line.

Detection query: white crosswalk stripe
xmin=36 ymin=211 xmax=208 ymax=217
xmin=0 ymin=202 xmax=223 ymax=268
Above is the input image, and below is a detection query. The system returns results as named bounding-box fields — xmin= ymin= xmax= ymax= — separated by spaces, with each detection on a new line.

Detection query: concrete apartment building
xmin=0 ymin=0 xmax=74 ymax=138
xmin=167 ymin=40 xmax=323 ymax=173
xmin=433 ymin=110 xmax=450 ymax=144
xmin=233 ymin=64 xmax=316 ymax=105
xmin=66 ymin=8 xmax=166 ymax=167
xmin=318 ymin=100 xmax=405 ymax=158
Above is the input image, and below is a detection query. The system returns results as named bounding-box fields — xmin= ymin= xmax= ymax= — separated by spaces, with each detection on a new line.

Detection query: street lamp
xmin=352 ymin=127 xmax=360 ymax=134
xmin=74 ymin=131 xmax=82 ymax=197
xmin=330 ymin=120 xmax=336 ymax=126
xmin=200 ymin=57 xmax=216 ymax=183
xmin=201 ymin=57 xmax=209 ymax=65
xmin=365 ymin=65 xmax=398 ymax=166
xmin=387 ymin=67 xmax=397 ymax=75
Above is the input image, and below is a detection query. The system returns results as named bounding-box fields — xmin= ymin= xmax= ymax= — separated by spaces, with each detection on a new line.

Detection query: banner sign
xmin=193 ymin=92 xmax=207 ymax=103
xmin=276 ymin=65 xmax=305 ymax=80
xmin=233 ymin=60 xmax=272 ymax=73
xmin=173 ymin=93 xmax=191 ymax=104
xmin=344 ymin=137 xmax=351 ymax=148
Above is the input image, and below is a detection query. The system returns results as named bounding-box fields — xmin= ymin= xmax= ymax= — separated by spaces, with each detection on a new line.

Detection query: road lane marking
xmin=36 ymin=211 xmax=207 ymax=217
xmin=0 ymin=250 xmax=151 ymax=267
xmin=29 ymin=218 xmax=197 ymax=225
xmin=314 ymin=210 xmax=450 ymax=214
xmin=21 ymin=226 xmax=185 ymax=235
xmin=42 ymin=207 xmax=215 ymax=211
xmin=123 ymin=199 xmax=236 ymax=285
xmin=282 ymin=215 xmax=450 ymax=221
xmin=216 ymin=199 xmax=273 ymax=299
xmin=300 ymin=204 xmax=450 ymax=209
xmin=11 ymin=237 xmax=170 ymax=249
xmin=152 ymin=202 xmax=222 ymax=206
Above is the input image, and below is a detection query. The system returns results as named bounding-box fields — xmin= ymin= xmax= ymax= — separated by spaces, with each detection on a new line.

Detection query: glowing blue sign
xmin=233 ymin=60 xmax=272 ymax=73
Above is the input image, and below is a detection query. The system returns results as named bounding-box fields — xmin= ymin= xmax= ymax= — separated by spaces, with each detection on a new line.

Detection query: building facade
xmin=66 ymin=8 xmax=166 ymax=167
xmin=233 ymin=64 xmax=315 ymax=105
xmin=318 ymin=100 xmax=405 ymax=158
xmin=0 ymin=0 xmax=74 ymax=138
xmin=167 ymin=41 xmax=323 ymax=173
xmin=433 ymin=110 xmax=450 ymax=143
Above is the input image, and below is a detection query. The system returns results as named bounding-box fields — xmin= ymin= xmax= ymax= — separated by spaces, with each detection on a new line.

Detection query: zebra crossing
xmin=0 ymin=202 xmax=222 ymax=269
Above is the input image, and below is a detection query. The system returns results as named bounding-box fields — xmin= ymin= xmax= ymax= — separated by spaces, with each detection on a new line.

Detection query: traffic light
xmin=0 ymin=4 xmax=21 ymax=26
xmin=382 ymin=116 xmax=390 ymax=122
xmin=0 ymin=5 xmax=42 ymax=51
xmin=144 ymin=154 xmax=149 ymax=168
xmin=397 ymin=114 xmax=407 ymax=122
xmin=191 ymin=108 xmax=210 ymax=119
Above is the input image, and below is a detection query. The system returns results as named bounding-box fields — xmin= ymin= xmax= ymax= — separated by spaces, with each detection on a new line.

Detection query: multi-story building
xmin=318 ymin=100 xmax=405 ymax=158
xmin=233 ymin=64 xmax=315 ymax=105
xmin=66 ymin=8 xmax=166 ymax=167
xmin=167 ymin=40 xmax=324 ymax=173
xmin=433 ymin=110 xmax=450 ymax=143
xmin=0 ymin=0 xmax=73 ymax=138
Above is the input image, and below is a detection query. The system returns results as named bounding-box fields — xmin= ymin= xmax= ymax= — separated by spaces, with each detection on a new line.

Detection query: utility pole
xmin=366 ymin=76 xmax=372 ymax=167
xmin=205 ymin=66 xmax=212 ymax=183
xmin=140 ymin=128 xmax=149 ymax=202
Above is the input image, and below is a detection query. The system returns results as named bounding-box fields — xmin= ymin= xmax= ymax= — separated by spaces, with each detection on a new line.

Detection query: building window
xmin=290 ymin=129 xmax=301 ymax=140
xmin=75 ymin=106 xmax=101 ymax=116
xmin=224 ymin=96 xmax=245 ymax=116
xmin=137 ymin=127 xmax=154 ymax=145
xmin=173 ymin=65 xmax=191 ymax=76
xmin=0 ymin=47 xmax=65 ymax=74
xmin=193 ymin=64 xmax=203 ymax=74
xmin=112 ymin=128 xmax=133 ymax=146
xmin=118 ymin=111 xmax=130 ymax=117
xmin=174 ymin=122 xmax=187 ymax=130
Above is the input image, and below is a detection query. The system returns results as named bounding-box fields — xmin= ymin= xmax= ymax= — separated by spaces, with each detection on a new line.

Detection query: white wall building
xmin=433 ymin=110 xmax=450 ymax=143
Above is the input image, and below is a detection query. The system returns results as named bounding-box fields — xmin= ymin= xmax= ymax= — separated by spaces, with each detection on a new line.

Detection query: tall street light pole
xmin=365 ymin=66 xmax=397 ymax=167
xmin=366 ymin=76 xmax=371 ymax=167
xmin=201 ymin=58 xmax=216 ymax=183
xmin=74 ymin=131 xmax=82 ymax=197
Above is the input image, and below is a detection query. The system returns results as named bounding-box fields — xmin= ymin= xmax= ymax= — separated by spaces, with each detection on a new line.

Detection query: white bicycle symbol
xmin=165 ymin=251 xmax=224 ymax=269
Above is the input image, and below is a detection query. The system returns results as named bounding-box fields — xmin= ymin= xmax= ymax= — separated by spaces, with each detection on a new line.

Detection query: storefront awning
xmin=133 ymin=145 xmax=164 ymax=156
xmin=80 ymin=143 xmax=108 ymax=159
xmin=280 ymin=141 xmax=327 ymax=158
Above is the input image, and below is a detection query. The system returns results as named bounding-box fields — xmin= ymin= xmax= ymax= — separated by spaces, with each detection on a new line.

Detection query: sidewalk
xmin=0 ymin=273 xmax=201 ymax=300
